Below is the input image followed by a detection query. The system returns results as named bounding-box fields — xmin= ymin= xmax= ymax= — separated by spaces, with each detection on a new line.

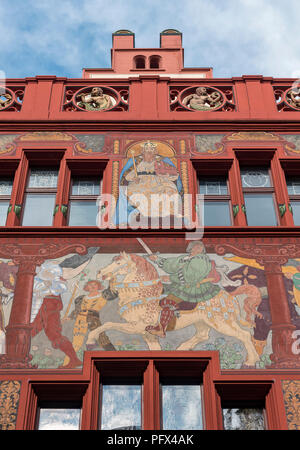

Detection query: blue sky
xmin=2 ymin=0 xmax=300 ymax=79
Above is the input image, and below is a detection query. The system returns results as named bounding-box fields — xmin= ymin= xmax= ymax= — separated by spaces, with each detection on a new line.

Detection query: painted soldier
xmin=30 ymin=247 xmax=99 ymax=369
xmin=146 ymin=241 xmax=221 ymax=337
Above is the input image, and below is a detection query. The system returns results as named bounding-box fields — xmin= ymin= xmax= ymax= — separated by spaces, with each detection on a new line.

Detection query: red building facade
xmin=0 ymin=29 xmax=299 ymax=430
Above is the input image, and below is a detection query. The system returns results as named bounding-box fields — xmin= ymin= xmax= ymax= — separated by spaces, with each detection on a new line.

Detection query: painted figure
xmin=63 ymin=279 xmax=115 ymax=365
xmin=146 ymin=241 xmax=222 ymax=336
xmin=115 ymin=141 xmax=183 ymax=225
xmin=182 ymin=87 xmax=222 ymax=111
xmin=86 ymin=244 xmax=263 ymax=367
xmin=30 ymin=248 xmax=99 ymax=368
xmin=77 ymin=87 xmax=113 ymax=111
xmin=0 ymin=260 xmax=18 ymax=354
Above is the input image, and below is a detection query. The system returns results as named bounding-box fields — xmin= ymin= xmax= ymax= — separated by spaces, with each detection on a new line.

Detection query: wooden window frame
xmin=67 ymin=176 xmax=103 ymax=227
xmin=192 ymin=159 xmax=234 ymax=227
xmin=234 ymin=149 xmax=279 ymax=226
xmin=64 ymin=159 xmax=107 ymax=227
xmin=280 ymin=159 xmax=300 ymax=226
xmin=22 ymin=352 xmax=286 ymax=430
xmin=20 ymin=166 xmax=60 ymax=226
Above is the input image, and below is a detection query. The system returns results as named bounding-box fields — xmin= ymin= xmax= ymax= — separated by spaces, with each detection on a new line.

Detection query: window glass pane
xmin=203 ymin=201 xmax=231 ymax=226
xmin=100 ymin=385 xmax=142 ymax=430
xmin=0 ymin=201 xmax=9 ymax=225
xmin=22 ymin=194 xmax=56 ymax=226
xmin=290 ymin=201 xmax=300 ymax=225
xmin=241 ymin=168 xmax=271 ymax=188
xmin=199 ymin=177 xmax=228 ymax=195
xmin=68 ymin=200 xmax=98 ymax=226
xmin=0 ymin=178 xmax=13 ymax=195
xmin=28 ymin=169 xmax=58 ymax=188
xmin=222 ymin=408 xmax=265 ymax=430
xmin=162 ymin=385 xmax=203 ymax=430
xmin=244 ymin=193 xmax=277 ymax=226
xmin=286 ymin=177 xmax=300 ymax=195
xmin=38 ymin=408 xmax=81 ymax=430
xmin=71 ymin=178 xmax=101 ymax=196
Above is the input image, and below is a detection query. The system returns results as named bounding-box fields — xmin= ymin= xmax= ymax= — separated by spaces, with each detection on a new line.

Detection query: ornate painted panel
xmin=26 ymin=242 xmax=272 ymax=370
xmin=0 ymin=380 xmax=21 ymax=430
xmin=281 ymin=380 xmax=300 ymax=430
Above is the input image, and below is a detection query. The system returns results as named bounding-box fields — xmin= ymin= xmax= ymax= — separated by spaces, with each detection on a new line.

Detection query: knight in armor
xmin=146 ymin=241 xmax=221 ymax=337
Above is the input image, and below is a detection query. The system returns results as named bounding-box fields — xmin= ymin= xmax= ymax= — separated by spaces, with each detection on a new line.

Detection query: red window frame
xmin=22 ymin=351 xmax=283 ymax=430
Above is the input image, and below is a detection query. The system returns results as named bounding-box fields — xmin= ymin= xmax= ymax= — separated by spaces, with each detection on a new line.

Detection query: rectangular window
xmin=161 ymin=381 xmax=203 ymax=430
xmin=240 ymin=167 xmax=277 ymax=226
xmin=222 ymin=407 xmax=266 ymax=430
xmin=68 ymin=176 xmax=102 ymax=226
xmin=99 ymin=381 xmax=142 ymax=430
xmin=198 ymin=176 xmax=231 ymax=226
xmin=0 ymin=177 xmax=13 ymax=226
xmin=286 ymin=176 xmax=300 ymax=225
xmin=36 ymin=403 xmax=82 ymax=430
xmin=22 ymin=168 xmax=58 ymax=226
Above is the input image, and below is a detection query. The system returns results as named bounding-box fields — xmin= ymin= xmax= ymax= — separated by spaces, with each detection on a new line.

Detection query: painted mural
xmin=28 ymin=241 xmax=272 ymax=370
xmin=114 ymin=140 xmax=184 ymax=226
xmin=0 ymin=259 xmax=16 ymax=355
xmin=282 ymin=259 xmax=300 ymax=329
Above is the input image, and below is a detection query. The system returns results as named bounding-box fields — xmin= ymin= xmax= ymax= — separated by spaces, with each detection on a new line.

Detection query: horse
xmin=86 ymin=251 xmax=261 ymax=367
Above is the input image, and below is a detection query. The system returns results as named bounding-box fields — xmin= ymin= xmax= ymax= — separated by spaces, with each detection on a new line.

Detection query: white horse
xmin=86 ymin=252 xmax=261 ymax=366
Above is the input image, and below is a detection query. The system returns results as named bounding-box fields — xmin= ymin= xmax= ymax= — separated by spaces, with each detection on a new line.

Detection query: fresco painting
xmin=114 ymin=140 xmax=184 ymax=226
xmin=282 ymin=259 xmax=300 ymax=329
xmin=0 ymin=259 xmax=17 ymax=355
xmin=29 ymin=242 xmax=273 ymax=370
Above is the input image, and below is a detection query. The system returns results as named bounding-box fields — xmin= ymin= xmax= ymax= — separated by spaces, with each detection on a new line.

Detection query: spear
xmin=131 ymin=149 xmax=138 ymax=177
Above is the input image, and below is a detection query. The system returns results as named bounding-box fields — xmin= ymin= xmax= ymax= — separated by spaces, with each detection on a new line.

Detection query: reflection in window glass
xmin=222 ymin=408 xmax=265 ymax=430
xmin=162 ymin=385 xmax=203 ymax=430
xmin=71 ymin=178 xmax=101 ymax=196
xmin=240 ymin=168 xmax=271 ymax=188
xmin=199 ymin=178 xmax=228 ymax=195
xmin=0 ymin=201 xmax=9 ymax=226
xmin=22 ymin=194 xmax=56 ymax=226
xmin=69 ymin=200 xmax=98 ymax=226
xmin=244 ymin=193 xmax=277 ymax=226
xmin=203 ymin=201 xmax=231 ymax=226
xmin=100 ymin=385 xmax=142 ymax=430
xmin=38 ymin=408 xmax=81 ymax=430
xmin=0 ymin=178 xmax=13 ymax=195
xmin=28 ymin=169 xmax=58 ymax=188
xmin=286 ymin=177 xmax=300 ymax=195
xmin=290 ymin=201 xmax=300 ymax=225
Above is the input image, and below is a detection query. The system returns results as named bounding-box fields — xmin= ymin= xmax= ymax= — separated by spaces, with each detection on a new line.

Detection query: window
xmin=149 ymin=56 xmax=160 ymax=69
xmin=36 ymin=402 xmax=82 ymax=430
xmin=134 ymin=56 xmax=146 ymax=69
xmin=161 ymin=380 xmax=203 ymax=430
xmin=240 ymin=167 xmax=277 ymax=226
xmin=68 ymin=176 xmax=102 ymax=226
xmin=222 ymin=407 xmax=266 ymax=430
xmin=26 ymin=355 xmax=279 ymax=430
xmin=215 ymin=381 xmax=271 ymax=430
xmin=0 ymin=177 xmax=13 ymax=226
xmin=22 ymin=168 xmax=58 ymax=226
xmin=198 ymin=176 xmax=231 ymax=226
xmin=99 ymin=381 xmax=142 ymax=430
xmin=286 ymin=176 xmax=300 ymax=225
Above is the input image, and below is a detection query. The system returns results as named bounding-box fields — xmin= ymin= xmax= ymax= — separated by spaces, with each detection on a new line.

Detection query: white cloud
xmin=0 ymin=0 xmax=300 ymax=78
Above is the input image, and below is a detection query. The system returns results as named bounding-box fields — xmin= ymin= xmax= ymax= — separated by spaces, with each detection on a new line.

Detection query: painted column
xmin=1 ymin=259 xmax=39 ymax=368
xmin=264 ymin=261 xmax=300 ymax=368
